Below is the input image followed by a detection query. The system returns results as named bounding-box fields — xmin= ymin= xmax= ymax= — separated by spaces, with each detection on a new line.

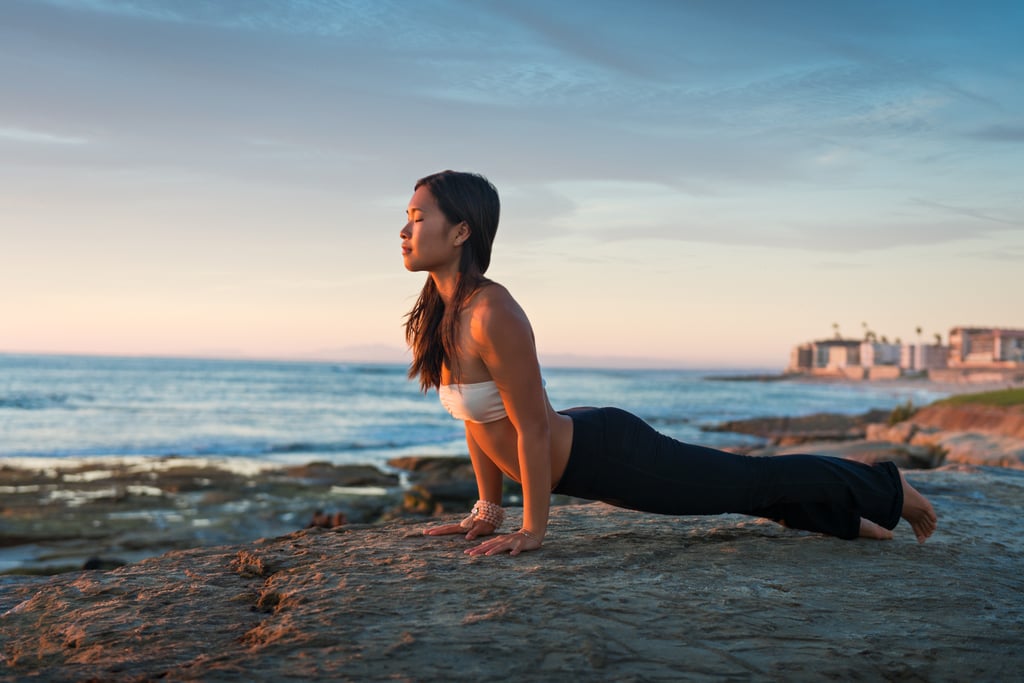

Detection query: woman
xmin=402 ymin=170 xmax=937 ymax=557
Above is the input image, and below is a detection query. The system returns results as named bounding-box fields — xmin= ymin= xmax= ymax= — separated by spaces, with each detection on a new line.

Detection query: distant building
xmin=948 ymin=327 xmax=1024 ymax=367
xmin=788 ymin=339 xmax=865 ymax=379
xmin=788 ymin=336 xmax=948 ymax=380
xmin=901 ymin=344 xmax=948 ymax=372
xmin=860 ymin=340 xmax=902 ymax=367
xmin=790 ymin=344 xmax=814 ymax=371
xmin=789 ymin=325 xmax=1022 ymax=382
xmin=789 ymin=339 xmax=856 ymax=371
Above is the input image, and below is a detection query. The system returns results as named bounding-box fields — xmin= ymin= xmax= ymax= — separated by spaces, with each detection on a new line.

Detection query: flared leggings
xmin=552 ymin=407 xmax=904 ymax=539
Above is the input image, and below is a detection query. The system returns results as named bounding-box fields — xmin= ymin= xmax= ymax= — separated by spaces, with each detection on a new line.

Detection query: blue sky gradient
xmin=2 ymin=0 xmax=1022 ymax=367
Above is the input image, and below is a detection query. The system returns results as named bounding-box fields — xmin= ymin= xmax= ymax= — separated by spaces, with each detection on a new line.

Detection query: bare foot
xmin=859 ymin=518 xmax=894 ymax=540
xmin=900 ymin=471 xmax=937 ymax=543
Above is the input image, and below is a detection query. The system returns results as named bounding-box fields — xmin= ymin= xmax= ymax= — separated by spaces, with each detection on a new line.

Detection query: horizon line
xmin=0 ymin=349 xmax=781 ymax=373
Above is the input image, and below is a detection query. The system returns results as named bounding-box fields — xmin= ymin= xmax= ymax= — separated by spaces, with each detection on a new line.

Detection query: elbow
xmin=517 ymin=419 xmax=550 ymax=447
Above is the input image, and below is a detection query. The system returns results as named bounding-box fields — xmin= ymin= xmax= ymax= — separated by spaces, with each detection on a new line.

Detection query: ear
xmin=453 ymin=221 xmax=471 ymax=246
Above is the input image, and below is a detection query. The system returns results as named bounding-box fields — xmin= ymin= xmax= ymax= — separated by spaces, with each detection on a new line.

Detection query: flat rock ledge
xmin=2 ymin=466 xmax=1023 ymax=682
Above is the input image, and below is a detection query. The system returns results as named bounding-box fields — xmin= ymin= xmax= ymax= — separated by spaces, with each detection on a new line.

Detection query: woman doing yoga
xmin=401 ymin=170 xmax=937 ymax=557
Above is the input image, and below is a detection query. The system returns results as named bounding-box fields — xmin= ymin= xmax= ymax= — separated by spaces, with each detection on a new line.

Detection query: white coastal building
xmin=789 ymin=326 xmax=1024 ymax=382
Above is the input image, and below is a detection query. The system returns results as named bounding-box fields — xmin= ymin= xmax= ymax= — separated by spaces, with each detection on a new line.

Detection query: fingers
xmin=463 ymin=531 xmax=540 ymax=556
xmin=467 ymin=537 xmax=518 ymax=556
xmin=465 ymin=540 xmax=505 ymax=556
xmin=464 ymin=520 xmax=495 ymax=540
xmin=424 ymin=523 xmax=535 ymax=556
xmin=423 ymin=521 xmax=497 ymax=538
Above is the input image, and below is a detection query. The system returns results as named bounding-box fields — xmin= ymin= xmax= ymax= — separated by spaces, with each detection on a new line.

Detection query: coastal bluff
xmin=866 ymin=400 xmax=1024 ymax=469
xmin=716 ymin=392 xmax=1024 ymax=470
xmin=3 ymin=466 xmax=1023 ymax=682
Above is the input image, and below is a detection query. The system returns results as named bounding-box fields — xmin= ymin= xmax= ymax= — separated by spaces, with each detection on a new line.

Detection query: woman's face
xmin=401 ymin=185 xmax=464 ymax=273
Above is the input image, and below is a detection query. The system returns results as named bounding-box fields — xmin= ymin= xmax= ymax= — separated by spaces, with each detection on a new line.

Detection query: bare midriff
xmin=465 ymin=406 xmax=574 ymax=490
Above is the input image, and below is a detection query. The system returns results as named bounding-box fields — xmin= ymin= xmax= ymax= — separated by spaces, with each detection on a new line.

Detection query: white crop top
xmin=438 ymin=381 xmax=507 ymax=423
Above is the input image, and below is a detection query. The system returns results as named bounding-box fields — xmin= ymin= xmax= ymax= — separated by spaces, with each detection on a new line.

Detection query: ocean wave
xmin=328 ymin=364 xmax=403 ymax=376
xmin=261 ymin=434 xmax=457 ymax=455
xmin=0 ymin=392 xmax=91 ymax=410
xmin=353 ymin=365 xmax=403 ymax=375
xmin=266 ymin=439 xmax=423 ymax=454
xmin=645 ymin=415 xmax=693 ymax=427
xmin=0 ymin=435 xmax=457 ymax=460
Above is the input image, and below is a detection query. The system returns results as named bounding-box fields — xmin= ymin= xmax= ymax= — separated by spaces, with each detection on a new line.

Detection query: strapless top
xmin=437 ymin=381 xmax=507 ymax=423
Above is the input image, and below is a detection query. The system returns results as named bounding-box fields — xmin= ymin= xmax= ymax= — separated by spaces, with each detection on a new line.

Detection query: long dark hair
xmin=404 ymin=170 xmax=500 ymax=392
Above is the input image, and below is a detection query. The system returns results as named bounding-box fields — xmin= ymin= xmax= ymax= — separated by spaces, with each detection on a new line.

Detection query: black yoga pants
xmin=553 ymin=407 xmax=903 ymax=539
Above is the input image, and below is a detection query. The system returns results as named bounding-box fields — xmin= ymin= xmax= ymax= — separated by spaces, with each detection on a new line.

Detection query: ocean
xmin=0 ymin=354 xmax=953 ymax=469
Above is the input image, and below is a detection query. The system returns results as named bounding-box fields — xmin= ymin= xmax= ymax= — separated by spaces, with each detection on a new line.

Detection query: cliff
xmin=865 ymin=403 xmax=1024 ymax=469
xmin=909 ymin=403 xmax=1024 ymax=440
xmin=715 ymin=399 xmax=1024 ymax=470
xmin=3 ymin=465 xmax=1023 ymax=682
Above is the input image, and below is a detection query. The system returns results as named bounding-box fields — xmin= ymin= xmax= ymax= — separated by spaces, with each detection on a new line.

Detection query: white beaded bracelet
xmin=459 ymin=499 xmax=505 ymax=529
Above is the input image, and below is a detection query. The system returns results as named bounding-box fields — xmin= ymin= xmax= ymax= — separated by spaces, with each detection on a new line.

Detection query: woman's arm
xmin=423 ymin=426 xmax=503 ymax=539
xmin=467 ymin=424 xmax=504 ymax=507
xmin=465 ymin=288 xmax=550 ymax=556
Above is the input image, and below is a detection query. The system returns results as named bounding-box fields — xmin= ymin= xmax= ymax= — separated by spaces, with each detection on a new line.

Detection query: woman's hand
xmin=464 ymin=529 xmax=542 ymax=557
xmin=423 ymin=519 xmax=495 ymax=540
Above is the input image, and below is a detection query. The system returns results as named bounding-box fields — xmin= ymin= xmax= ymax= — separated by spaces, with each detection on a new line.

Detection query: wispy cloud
xmin=614 ymin=218 xmax=975 ymax=253
xmin=35 ymin=0 xmax=181 ymax=23
xmin=913 ymin=198 xmax=1023 ymax=227
xmin=963 ymin=246 xmax=1024 ymax=262
xmin=485 ymin=1 xmax=662 ymax=80
xmin=533 ymin=179 xmax=1022 ymax=254
xmin=967 ymin=124 xmax=1024 ymax=143
xmin=35 ymin=0 xmax=390 ymax=37
xmin=0 ymin=127 xmax=89 ymax=145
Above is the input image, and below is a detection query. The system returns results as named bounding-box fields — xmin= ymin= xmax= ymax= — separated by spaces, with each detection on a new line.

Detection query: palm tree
xmin=833 ymin=322 xmax=841 ymax=340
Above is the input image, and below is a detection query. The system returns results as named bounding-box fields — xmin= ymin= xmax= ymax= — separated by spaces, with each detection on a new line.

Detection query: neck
xmin=431 ymin=269 xmax=461 ymax=305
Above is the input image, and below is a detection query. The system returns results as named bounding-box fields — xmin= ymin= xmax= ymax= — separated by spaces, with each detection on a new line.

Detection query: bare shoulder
xmin=467 ymin=283 xmax=542 ymax=384
xmin=467 ymin=282 xmax=533 ymax=343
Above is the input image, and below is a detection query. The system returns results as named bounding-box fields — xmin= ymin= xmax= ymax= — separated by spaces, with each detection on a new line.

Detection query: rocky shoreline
xmin=0 ymin=456 xmax=483 ymax=576
xmin=2 ymin=465 xmax=1023 ymax=681
xmin=3 ymin=392 xmax=1023 ymax=576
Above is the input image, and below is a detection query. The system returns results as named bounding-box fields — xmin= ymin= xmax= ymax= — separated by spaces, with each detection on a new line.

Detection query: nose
xmin=400 ymin=222 xmax=411 ymax=239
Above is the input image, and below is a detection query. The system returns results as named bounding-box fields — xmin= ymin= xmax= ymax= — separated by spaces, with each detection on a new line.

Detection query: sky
xmin=1 ymin=0 xmax=1022 ymax=369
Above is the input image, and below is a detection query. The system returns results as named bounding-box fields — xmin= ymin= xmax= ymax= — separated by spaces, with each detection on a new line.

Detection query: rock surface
xmin=715 ymin=402 xmax=1024 ymax=470
xmin=2 ymin=466 xmax=1023 ymax=682
xmin=863 ymin=404 xmax=1024 ymax=469
xmin=705 ymin=410 xmax=891 ymax=445
xmin=910 ymin=403 xmax=1024 ymax=439
xmin=0 ymin=458 xmax=409 ymax=575
xmin=746 ymin=438 xmax=942 ymax=469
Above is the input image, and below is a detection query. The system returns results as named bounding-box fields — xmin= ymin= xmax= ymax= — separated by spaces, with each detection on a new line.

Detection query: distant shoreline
xmin=706 ymin=371 xmax=1018 ymax=397
xmin=703 ymin=372 xmax=793 ymax=382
